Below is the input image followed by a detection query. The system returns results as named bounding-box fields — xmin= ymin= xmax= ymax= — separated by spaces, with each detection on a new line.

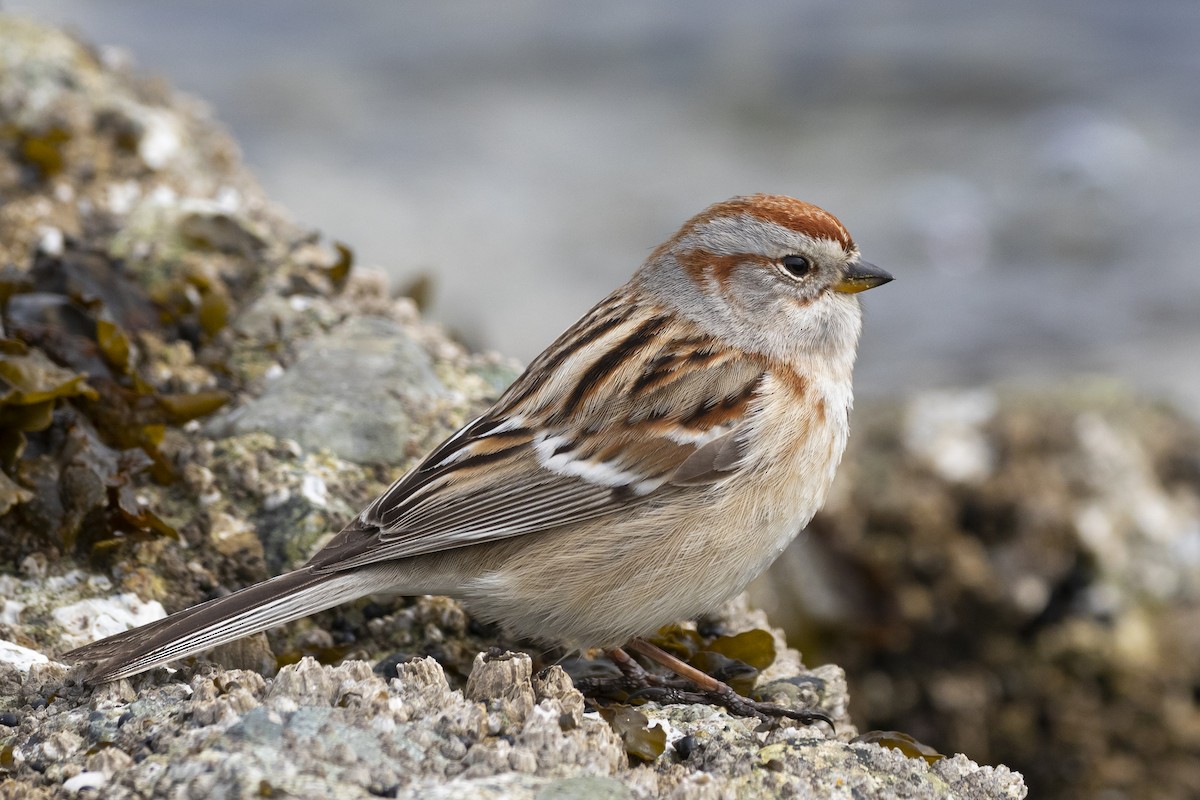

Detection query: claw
xmin=708 ymin=684 xmax=834 ymax=729
xmin=575 ymin=642 xmax=833 ymax=730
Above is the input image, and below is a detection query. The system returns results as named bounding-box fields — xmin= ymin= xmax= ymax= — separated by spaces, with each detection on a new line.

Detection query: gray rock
xmin=0 ymin=655 xmax=1025 ymax=800
xmin=752 ymin=384 xmax=1200 ymax=798
xmin=222 ymin=315 xmax=447 ymax=465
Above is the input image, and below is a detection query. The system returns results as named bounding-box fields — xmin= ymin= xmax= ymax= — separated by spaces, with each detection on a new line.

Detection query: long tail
xmin=61 ymin=566 xmax=383 ymax=683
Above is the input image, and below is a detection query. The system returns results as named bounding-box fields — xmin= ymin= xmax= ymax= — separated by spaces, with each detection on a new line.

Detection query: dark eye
xmin=780 ymin=255 xmax=812 ymax=278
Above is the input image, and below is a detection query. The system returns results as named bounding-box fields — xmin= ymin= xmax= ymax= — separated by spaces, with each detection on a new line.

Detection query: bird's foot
xmin=623 ymin=683 xmax=831 ymax=726
xmin=575 ymin=639 xmax=832 ymax=729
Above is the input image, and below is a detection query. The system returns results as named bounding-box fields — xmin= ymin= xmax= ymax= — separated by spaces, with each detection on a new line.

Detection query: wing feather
xmin=306 ymin=299 xmax=768 ymax=574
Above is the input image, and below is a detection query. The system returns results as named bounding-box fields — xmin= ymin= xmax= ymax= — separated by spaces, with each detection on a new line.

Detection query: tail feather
xmin=61 ymin=567 xmax=377 ymax=683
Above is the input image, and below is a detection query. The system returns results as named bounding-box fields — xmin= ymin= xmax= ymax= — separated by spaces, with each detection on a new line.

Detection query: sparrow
xmin=64 ymin=194 xmax=891 ymax=719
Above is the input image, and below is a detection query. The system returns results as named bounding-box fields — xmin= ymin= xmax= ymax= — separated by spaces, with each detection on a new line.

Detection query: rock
xmin=752 ymin=384 xmax=1200 ymax=798
xmin=61 ymin=772 xmax=107 ymax=793
xmin=464 ymin=651 xmax=537 ymax=724
xmin=0 ymin=15 xmax=254 ymax=270
xmin=51 ymin=595 xmax=166 ymax=649
xmin=0 ymin=641 xmax=47 ymax=676
xmin=219 ymin=315 xmax=447 ymax=465
xmin=0 ymin=654 xmax=1025 ymax=800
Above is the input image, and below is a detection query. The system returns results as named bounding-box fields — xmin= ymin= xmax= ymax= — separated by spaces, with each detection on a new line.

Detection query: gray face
xmin=635 ymin=211 xmax=866 ymax=368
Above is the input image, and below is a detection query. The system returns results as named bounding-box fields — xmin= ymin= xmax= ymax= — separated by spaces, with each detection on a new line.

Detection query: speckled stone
xmin=753 ymin=384 xmax=1200 ymax=798
xmin=221 ymin=315 xmax=447 ymax=466
xmin=0 ymin=653 xmax=1026 ymax=800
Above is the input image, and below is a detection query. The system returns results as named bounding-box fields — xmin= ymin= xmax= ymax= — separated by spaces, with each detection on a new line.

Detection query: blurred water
xmin=9 ymin=0 xmax=1200 ymax=414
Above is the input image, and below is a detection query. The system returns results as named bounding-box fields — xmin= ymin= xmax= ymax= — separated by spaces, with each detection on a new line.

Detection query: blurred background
xmin=8 ymin=0 xmax=1200 ymax=417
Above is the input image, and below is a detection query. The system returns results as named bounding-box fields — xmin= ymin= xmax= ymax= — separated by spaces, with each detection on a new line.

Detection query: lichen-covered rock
xmin=217 ymin=315 xmax=449 ymax=466
xmin=0 ymin=15 xmax=251 ymax=268
xmin=753 ymin=384 xmax=1200 ymax=799
xmin=0 ymin=3 xmax=510 ymax=607
xmin=0 ymin=653 xmax=1024 ymax=800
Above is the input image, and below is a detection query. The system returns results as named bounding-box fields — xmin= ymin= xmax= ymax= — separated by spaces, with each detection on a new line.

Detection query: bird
xmin=63 ymin=194 xmax=891 ymax=718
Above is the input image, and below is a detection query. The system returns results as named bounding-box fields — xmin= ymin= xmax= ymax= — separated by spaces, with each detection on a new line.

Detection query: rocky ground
xmin=752 ymin=385 xmax=1200 ymax=798
xmin=0 ymin=11 xmax=1190 ymax=799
